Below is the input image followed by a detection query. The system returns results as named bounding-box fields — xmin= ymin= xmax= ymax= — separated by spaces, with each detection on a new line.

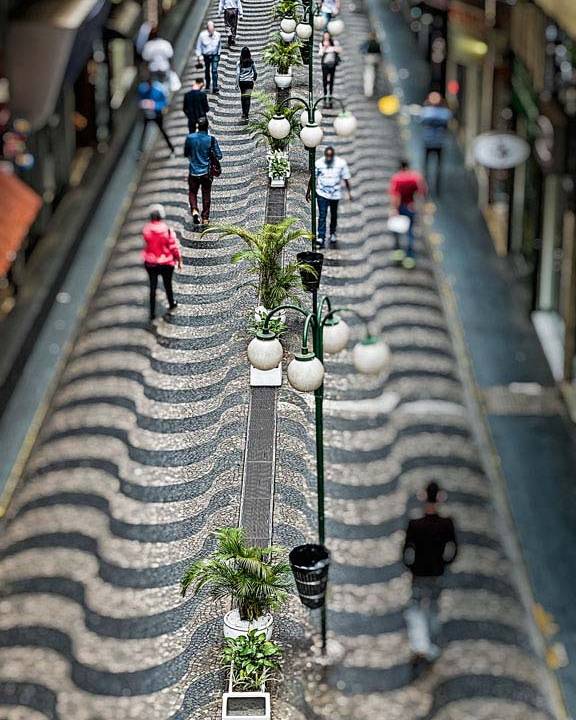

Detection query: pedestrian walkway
xmin=368 ymin=1 xmax=576 ymax=716
xmin=0 ymin=1 xmax=277 ymax=718
xmin=271 ymin=3 xmax=555 ymax=719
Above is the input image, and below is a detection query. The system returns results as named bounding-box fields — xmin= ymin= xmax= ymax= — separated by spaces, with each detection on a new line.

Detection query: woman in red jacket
xmin=142 ymin=204 xmax=182 ymax=321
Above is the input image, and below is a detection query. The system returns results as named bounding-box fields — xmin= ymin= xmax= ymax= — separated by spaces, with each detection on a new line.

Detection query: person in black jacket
xmin=402 ymin=481 xmax=457 ymax=665
xmin=183 ymin=78 xmax=210 ymax=134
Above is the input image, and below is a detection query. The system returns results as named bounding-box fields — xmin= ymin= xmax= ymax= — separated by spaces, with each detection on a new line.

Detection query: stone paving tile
xmin=273 ymin=3 xmax=554 ymax=719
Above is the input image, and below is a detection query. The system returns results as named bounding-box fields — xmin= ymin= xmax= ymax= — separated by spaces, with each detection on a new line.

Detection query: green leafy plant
xmin=263 ymin=33 xmax=303 ymax=74
xmin=249 ymin=310 xmax=287 ymax=338
xmin=180 ymin=528 xmax=292 ymax=621
xmin=267 ymin=150 xmax=291 ymax=179
xmin=248 ymin=91 xmax=301 ymax=151
xmin=203 ymin=218 xmax=314 ymax=310
xmin=273 ymin=0 xmax=300 ymax=18
xmin=223 ymin=631 xmax=283 ymax=691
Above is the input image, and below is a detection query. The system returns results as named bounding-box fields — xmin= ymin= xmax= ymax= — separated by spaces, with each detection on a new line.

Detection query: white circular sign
xmin=473 ymin=132 xmax=530 ymax=170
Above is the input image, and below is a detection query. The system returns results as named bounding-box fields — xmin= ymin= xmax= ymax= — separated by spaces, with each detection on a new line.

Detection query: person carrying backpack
xmin=236 ymin=46 xmax=258 ymax=120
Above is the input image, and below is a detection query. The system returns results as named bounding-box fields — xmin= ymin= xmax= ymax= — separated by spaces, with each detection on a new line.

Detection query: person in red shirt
xmin=142 ymin=204 xmax=182 ymax=321
xmin=389 ymin=160 xmax=427 ymax=269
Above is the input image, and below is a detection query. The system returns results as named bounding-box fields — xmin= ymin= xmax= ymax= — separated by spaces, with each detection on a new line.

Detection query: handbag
xmin=209 ymin=135 xmax=222 ymax=178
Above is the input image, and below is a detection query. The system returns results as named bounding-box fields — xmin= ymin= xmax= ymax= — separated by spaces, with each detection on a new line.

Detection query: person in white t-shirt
xmin=142 ymin=28 xmax=174 ymax=82
xmin=306 ymin=146 xmax=352 ymax=248
xmin=320 ymin=0 xmax=340 ymax=28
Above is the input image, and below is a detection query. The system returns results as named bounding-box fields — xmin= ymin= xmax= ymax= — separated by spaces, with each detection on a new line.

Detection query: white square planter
xmin=222 ymin=692 xmax=271 ymax=720
xmin=250 ymin=363 xmax=282 ymax=387
xmin=269 ymin=176 xmax=286 ymax=188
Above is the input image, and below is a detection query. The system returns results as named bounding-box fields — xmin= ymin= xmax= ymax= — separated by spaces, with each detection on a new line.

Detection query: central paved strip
xmin=0 ymin=1 xmax=279 ymax=718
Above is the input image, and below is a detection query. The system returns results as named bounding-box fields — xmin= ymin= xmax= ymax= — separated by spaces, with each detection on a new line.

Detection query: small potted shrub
xmin=267 ymin=149 xmax=291 ymax=188
xmin=221 ymin=631 xmax=282 ymax=720
xmin=180 ymin=528 xmax=292 ymax=639
xmin=263 ymin=33 xmax=303 ymax=89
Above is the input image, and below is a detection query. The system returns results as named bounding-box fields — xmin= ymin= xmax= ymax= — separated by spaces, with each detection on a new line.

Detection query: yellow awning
xmin=534 ymin=0 xmax=576 ymax=40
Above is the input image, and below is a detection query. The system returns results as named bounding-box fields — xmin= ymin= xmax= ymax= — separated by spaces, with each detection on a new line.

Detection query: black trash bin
xmin=289 ymin=544 xmax=330 ymax=609
xmin=297 ymin=251 xmax=323 ymax=292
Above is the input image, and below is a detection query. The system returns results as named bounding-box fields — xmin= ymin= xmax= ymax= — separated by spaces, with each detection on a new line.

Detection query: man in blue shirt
xmin=137 ymin=79 xmax=175 ymax=156
xmin=420 ymin=91 xmax=452 ymax=195
xmin=184 ymin=117 xmax=223 ymax=227
xmin=196 ymin=21 xmax=222 ymax=94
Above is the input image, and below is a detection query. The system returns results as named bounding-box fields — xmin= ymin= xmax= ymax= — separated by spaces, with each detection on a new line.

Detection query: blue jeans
xmin=398 ymin=204 xmax=416 ymax=258
xmin=317 ymin=196 xmax=339 ymax=242
xmin=321 ymin=11 xmax=332 ymax=28
xmin=203 ymin=54 xmax=220 ymax=91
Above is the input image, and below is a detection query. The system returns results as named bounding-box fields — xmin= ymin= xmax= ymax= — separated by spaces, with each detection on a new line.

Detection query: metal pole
xmin=308 ymin=0 xmax=316 ymax=250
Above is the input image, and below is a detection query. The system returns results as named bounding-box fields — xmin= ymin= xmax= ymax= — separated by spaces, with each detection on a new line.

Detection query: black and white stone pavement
xmin=0 ymin=0 xmax=560 ymax=718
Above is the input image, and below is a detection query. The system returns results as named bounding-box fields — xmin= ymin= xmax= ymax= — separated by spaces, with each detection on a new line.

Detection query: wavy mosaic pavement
xmin=0 ymin=1 xmax=279 ymax=718
xmin=273 ymin=4 xmax=554 ymax=720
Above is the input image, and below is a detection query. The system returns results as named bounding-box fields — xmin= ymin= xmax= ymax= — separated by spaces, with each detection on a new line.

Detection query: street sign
xmin=473 ymin=132 xmax=530 ymax=170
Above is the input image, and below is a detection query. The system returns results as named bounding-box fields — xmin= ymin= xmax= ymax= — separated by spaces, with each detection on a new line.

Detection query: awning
xmin=6 ymin=0 xmax=110 ymax=131
xmin=0 ymin=172 xmax=42 ymax=277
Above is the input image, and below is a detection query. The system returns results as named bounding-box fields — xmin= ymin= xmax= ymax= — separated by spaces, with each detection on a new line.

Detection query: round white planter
xmin=223 ymin=609 xmax=274 ymax=639
xmin=274 ymin=71 xmax=292 ymax=89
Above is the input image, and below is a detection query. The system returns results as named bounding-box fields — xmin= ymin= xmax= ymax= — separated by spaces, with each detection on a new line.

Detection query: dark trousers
xmin=224 ymin=8 xmax=239 ymax=40
xmin=186 ymin=114 xmax=202 ymax=134
xmin=239 ymin=81 xmax=254 ymax=117
xmin=145 ymin=263 xmax=175 ymax=319
xmin=140 ymin=112 xmax=175 ymax=153
xmin=322 ymin=65 xmax=336 ymax=98
xmin=188 ymin=174 xmax=213 ymax=220
xmin=398 ymin=204 xmax=416 ymax=258
xmin=317 ymin=195 xmax=339 ymax=241
xmin=203 ymin=54 xmax=220 ymax=91
xmin=424 ymin=146 xmax=443 ymax=194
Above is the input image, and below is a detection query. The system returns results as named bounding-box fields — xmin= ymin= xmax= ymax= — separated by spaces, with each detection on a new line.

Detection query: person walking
xmin=306 ymin=146 xmax=351 ymax=248
xmin=402 ymin=482 xmax=458 ymax=669
xmin=142 ymin=204 xmax=182 ymax=321
xmin=219 ymin=0 xmax=243 ymax=46
xmin=236 ymin=46 xmax=257 ymax=120
xmin=420 ymin=91 xmax=452 ymax=194
xmin=388 ymin=160 xmax=427 ymax=269
xmin=137 ymin=78 xmax=175 ymax=155
xmin=196 ymin=21 xmax=222 ymax=94
xmin=361 ymin=31 xmax=382 ymax=98
xmin=320 ymin=0 xmax=340 ymax=28
xmin=183 ymin=77 xmax=209 ymax=133
xmin=319 ymin=32 xmax=341 ymax=106
xmin=141 ymin=28 xmax=174 ymax=82
xmin=184 ymin=117 xmax=223 ymax=227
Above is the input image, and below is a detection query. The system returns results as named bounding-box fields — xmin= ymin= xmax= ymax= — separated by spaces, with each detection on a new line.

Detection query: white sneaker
xmin=329 ymin=233 xmax=337 ymax=246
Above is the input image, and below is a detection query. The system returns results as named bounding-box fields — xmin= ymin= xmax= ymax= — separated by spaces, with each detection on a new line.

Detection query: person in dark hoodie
xmin=142 ymin=204 xmax=182 ymax=321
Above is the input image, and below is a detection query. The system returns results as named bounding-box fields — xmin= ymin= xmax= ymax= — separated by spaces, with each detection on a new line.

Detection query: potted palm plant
xmin=222 ymin=631 xmax=282 ymax=720
xmin=248 ymin=91 xmax=301 ymax=152
xmin=180 ymin=528 xmax=292 ymax=639
xmin=273 ymin=0 xmax=299 ymax=18
xmin=263 ymin=33 xmax=303 ymax=89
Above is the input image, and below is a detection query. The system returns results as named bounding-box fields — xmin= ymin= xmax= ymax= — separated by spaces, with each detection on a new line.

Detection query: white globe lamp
xmin=287 ymin=351 xmax=325 ymax=392
xmin=280 ymin=30 xmax=296 ymax=42
xmin=280 ymin=17 xmax=297 ymax=33
xmin=327 ymin=17 xmax=344 ymax=35
xmin=352 ymin=337 xmax=390 ymax=375
xmin=300 ymin=108 xmax=323 ymax=127
xmin=313 ymin=14 xmax=326 ymax=30
xmin=296 ymin=22 xmax=313 ymax=39
xmin=300 ymin=122 xmax=323 ymax=148
xmin=268 ymin=114 xmax=291 ymax=140
xmin=323 ymin=317 xmax=350 ymax=354
xmin=334 ymin=111 xmax=358 ymax=137
xmin=247 ymin=331 xmax=284 ymax=371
